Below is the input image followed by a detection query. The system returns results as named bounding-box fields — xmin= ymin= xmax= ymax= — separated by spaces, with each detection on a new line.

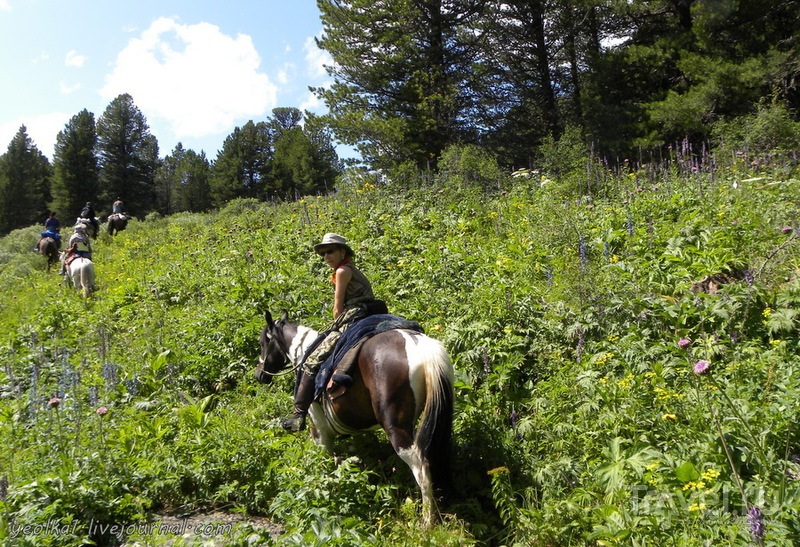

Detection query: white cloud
xmin=299 ymin=90 xmax=323 ymax=113
xmin=0 ymin=112 xmax=71 ymax=160
xmin=100 ymin=17 xmax=278 ymax=138
xmin=59 ymin=81 xmax=81 ymax=94
xmin=65 ymin=50 xmax=87 ymax=68
xmin=304 ymin=35 xmax=331 ymax=79
xmin=0 ymin=0 xmax=10 ymax=12
xmin=276 ymin=63 xmax=294 ymax=85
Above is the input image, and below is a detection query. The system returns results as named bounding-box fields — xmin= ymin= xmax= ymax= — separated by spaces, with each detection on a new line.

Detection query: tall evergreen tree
xmin=96 ymin=94 xmax=159 ymax=217
xmin=315 ymin=0 xmax=486 ymax=169
xmin=50 ymin=109 xmax=100 ymax=221
xmin=269 ymin=109 xmax=340 ymax=197
xmin=156 ymin=144 xmax=212 ymax=213
xmin=155 ymin=143 xmax=185 ymax=216
xmin=175 ymin=150 xmax=212 ymax=213
xmin=0 ymin=126 xmax=51 ymax=235
xmin=209 ymin=121 xmax=272 ymax=207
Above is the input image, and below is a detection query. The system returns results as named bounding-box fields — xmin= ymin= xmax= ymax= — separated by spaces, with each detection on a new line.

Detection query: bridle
xmin=258 ymin=321 xmax=297 ymax=377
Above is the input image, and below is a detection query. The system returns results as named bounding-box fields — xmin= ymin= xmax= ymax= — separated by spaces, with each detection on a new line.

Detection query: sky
xmin=0 ymin=0 xmax=342 ymax=162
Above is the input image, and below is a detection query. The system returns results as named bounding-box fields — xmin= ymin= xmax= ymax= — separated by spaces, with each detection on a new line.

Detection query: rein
xmin=258 ymin=321 xmax=305 ymax=377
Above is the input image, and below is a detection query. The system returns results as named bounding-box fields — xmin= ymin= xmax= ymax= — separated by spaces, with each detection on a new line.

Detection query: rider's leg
xmin=281 ymin=370 xmax=317 ymax=432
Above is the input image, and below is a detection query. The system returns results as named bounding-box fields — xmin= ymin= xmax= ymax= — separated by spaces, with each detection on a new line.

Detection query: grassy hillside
xmin=1 ymin=157 xmax=799 ymax=545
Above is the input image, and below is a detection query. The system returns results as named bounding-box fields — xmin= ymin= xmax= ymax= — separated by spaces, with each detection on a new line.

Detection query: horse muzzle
xmin=254 ymin=361 xmax=273 ymax=384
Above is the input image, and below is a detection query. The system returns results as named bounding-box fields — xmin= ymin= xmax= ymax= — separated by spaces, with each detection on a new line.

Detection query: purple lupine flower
xmin=678 ymin=338 xmax=691 ymax=349
xmin=693 ymin=360 xmax=711 ymax=375
xmin=747 ymin=505 xmax=765 ymax=543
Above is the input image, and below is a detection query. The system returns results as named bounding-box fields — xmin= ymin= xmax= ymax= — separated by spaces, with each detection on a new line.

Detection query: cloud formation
xmin=100 ymin=17 xmax=278 ymax=138
xmin=304 ymin=35 xmax=331 ymax=79
xmin=65 ymin=50 xmax=87 ymax=68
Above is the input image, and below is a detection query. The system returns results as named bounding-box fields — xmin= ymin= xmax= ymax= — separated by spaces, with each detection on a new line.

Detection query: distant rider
xmin=61 ymin=224 xmax=92 ymax=275
xmin=44 ymin=211 xmax=60 ymax=234
xmin=79 ymin=201 xmax=100 ymax=237
xmin=112 ymin=198 xmax=123 ymax=215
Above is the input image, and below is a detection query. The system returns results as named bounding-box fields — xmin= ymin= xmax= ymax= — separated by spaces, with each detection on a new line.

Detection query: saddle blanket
xmin=308 ymin=314 xmax=424 ymax=398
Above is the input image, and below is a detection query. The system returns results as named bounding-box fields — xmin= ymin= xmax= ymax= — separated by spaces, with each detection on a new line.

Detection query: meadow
xmin=1 ymin=149 xmax=799 ymax=546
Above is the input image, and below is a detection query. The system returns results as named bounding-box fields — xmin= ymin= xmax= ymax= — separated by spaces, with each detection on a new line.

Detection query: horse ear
xmin=280 ymin=309 xmax=290 ymax=322
xmin=264 ymin=310 xmax=274 ymax=327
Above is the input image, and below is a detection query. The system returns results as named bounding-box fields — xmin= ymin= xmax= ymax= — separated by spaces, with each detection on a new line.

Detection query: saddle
xmin=64 ymin=252 xmax=89 ymax=267
xmin=310 ymin=314 xmax=424 ymax=400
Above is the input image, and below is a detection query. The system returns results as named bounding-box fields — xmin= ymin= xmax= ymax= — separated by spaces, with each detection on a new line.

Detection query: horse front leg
xmin=308 ymin=403 xmax=338 ymax=458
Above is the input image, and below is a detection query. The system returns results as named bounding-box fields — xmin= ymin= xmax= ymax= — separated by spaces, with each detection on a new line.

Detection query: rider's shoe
xmin=280 ymin=413 xmax=306 ymax=432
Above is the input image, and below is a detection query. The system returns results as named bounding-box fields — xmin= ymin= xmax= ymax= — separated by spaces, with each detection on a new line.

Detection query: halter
xmin=257 ymin=322 xmax=296 ymax=377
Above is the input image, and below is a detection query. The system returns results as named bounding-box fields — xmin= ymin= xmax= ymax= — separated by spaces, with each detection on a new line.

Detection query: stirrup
xmin=281 ymin=413 xmax=306 ymax=432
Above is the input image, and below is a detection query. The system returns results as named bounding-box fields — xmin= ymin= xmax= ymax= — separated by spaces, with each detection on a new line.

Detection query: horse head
xmin=254 ymin=310 xmax=292 ymax=384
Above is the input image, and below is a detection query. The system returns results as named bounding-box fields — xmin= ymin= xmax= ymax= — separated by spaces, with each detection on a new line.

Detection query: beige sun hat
xmin=314 ymin=233 xmax=354 ymax=257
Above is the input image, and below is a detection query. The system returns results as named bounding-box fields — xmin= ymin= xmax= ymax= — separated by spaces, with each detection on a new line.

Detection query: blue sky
xmin=0 ymin=0 xmax=337 ymax=161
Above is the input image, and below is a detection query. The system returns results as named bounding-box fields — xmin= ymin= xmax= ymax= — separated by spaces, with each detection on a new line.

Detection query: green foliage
xmin=50 ymin=109 xmax=100 ymax=221
xmin=0 ymin=126 xmax=52 ymax=235
xmin=1 ymin=159 xmax=800 ymax=545
xmin=96 ymin=93 xmax=159 ymax=216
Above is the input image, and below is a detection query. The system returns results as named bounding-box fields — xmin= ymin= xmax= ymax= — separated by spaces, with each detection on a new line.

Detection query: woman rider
xmin=281 ymin=233 xmax=377 ymax=432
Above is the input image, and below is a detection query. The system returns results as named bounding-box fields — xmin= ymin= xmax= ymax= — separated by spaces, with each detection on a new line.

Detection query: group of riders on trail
xmin=35 ymin=199 xmax=126 ymax=276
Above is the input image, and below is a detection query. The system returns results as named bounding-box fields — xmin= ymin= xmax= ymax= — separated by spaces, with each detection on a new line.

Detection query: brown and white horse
xmin=255 ymin=310 xmax=454 ymax=524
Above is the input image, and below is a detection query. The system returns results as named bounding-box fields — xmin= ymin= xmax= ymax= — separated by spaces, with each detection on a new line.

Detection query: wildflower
xmin=693 ymin=360 xmax=711 ymax=375
xmin=96 ymin=406 xmax=108 ymax=416
xmin=701 ymin=468 xmax=720 ymax=482
xmin=47 ymin=397 xmax=61 ymax=408
xmin=689 ymin=502 xmax=707 ymax=512
xmin=487 ymin=466 xmax=509 ymax=476
xmin=678 ymin=338 xmax=691 ymax=349
xmin=662 ymin=413 xmax=677 ymax=420
xmin=782 ymin=226 xmax=793 ymax=234
xmin=747 ymin=505 xmax=765 ymax=543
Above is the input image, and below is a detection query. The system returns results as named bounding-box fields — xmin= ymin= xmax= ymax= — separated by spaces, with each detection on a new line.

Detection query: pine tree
xmin=0 ymin=125 xmax=51 ymax=235
xmin=269 ymin=109 xmax=340 ymax=197
xmin=175 ymin=150 xmax=212 ymax=213
xmin=96 ymin=94 xmax=159 ymax=217
xmin=51 ymin=109 xmax=100 ymax=222
xmin=315 ymin=0 xmax=486 ymax=170
xmin=209 ymin=121 xmax=272 ymax=207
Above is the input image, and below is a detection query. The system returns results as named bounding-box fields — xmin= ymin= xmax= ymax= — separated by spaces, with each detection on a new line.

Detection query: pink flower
xmin=693 ymin=360 xmax=711 ymax=375
xmin=48 ymin=397 xmax=61 ymax=408
xmin=782 ymin=226 xmax=793 ymax=234
xmin=678 ymin=338 xmax=691 ymax=349
xmin=96 ymin=407 xmax=108 ymax=416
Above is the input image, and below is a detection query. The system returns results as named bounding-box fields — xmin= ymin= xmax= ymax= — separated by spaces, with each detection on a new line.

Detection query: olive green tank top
xmin=342 ymin=263 xmax=374 ymax=307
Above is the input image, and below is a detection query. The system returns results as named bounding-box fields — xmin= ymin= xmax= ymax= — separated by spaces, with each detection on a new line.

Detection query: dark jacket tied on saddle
xmin=302 ymin=313 xmax=424 ymax=399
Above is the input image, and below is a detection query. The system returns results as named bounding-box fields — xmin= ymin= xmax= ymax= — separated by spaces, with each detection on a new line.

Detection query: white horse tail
xmin=413 ymin=334 xmax=455 ymax=493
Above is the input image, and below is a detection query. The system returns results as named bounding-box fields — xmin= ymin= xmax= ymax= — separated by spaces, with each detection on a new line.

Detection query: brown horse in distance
xmin=107 ymin=213 xmax=130 ymax=236
xmin=36 ymin=236 xmax=59 ymax=270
